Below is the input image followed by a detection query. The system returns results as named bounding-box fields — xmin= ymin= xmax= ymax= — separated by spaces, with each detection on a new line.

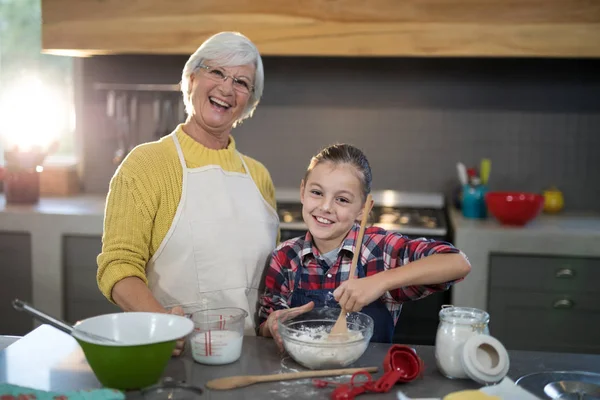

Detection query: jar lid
xmin=141 ymin=378 xmax=203 ymax=400
xmin=461 ymin=334 xmax=510 ymax=385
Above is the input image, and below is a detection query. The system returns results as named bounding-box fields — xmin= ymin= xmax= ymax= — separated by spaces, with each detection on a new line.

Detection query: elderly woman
xmin=96 ymin=32 xmax=279 ymax=354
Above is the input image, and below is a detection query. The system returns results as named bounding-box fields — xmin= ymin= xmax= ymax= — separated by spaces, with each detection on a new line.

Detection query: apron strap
xmin=171 ymin=134 xmax=187 ymax=169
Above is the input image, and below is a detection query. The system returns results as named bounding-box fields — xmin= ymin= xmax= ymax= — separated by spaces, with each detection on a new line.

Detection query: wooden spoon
xmin=329 ymin=194 xmax=373 ymax=339
xmin=206 ymin=366 xmax=378 ymax=390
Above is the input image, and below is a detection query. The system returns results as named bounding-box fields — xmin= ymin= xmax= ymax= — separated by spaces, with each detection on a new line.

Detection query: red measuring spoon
xmin=373 ymin=345 xmax=424 ymax=392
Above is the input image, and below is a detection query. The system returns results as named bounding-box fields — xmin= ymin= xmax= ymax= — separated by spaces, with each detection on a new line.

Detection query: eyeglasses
xmin=197 ymin=64 xmax=254 ymax=95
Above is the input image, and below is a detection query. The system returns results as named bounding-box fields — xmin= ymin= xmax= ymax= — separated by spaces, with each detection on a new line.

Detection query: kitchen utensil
xmin=456 ymin=162 xmax=468 ymax=186
xmin=485 ymin=192 xmax=544 ymax=226
xmin=12 ymin=299 xmax=118 ymax=344
xmin=313 ymin=345 xmax=424 ymax=399
xmin=480 ymin=159 xmax=491 ymax=185
xmin=330 ymin=194 xmax=373 ymax=338
xmin=543 ymin=186 xmax=564 ymax=214
xmin=68 ymin=312 xmax=193 ymax=390
xmin=13 ymin=299 xmax=194 ymax=390
xmin=189 ymin=307 xmax=248 ymax=365
xmin=516 ymin=371 xmax=600 ymax=400
xmin=206 ymin=366 xmax=378 ymax=390
xmin=373 ymin=345 xmax=424 ymax=392
xmin=277 ymin=307 xmax=373 ymax=369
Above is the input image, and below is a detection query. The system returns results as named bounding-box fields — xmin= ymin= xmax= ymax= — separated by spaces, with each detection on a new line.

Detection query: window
xmin=0 ymin=0 xmax=75 ymax=165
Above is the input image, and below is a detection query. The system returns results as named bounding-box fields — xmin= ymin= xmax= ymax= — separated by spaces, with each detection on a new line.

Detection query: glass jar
xmin=434 ymin=306 xmax=490 ymax=379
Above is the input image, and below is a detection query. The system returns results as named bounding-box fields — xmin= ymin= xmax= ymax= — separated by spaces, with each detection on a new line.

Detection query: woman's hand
xmin=168 ymin=306 xmax=186 ymax=356
xmin=261 ymin=302 xmax=315 ymax=351
xmin=333 ymin=274 xmax=386 ymax=312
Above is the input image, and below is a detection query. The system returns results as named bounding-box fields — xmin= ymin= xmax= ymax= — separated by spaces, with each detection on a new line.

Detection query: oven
xmin=275 ymin=190 xmax=453 ymax=346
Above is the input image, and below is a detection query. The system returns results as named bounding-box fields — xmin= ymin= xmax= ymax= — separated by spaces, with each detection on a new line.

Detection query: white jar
xmin=434 ymin=306 xmax=490 ymax=379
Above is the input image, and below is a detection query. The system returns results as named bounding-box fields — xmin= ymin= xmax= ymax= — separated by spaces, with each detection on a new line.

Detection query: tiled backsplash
xmin=78 ymin=56 xmax=600 ymax=211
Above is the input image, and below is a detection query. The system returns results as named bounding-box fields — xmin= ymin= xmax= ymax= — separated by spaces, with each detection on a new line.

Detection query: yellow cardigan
xmin=97 ymin=125 xmax=278 ymax=302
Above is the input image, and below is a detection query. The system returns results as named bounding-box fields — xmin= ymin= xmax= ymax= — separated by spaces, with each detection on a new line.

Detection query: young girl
xmin=258 ymin=144 xmax=471 ymax=348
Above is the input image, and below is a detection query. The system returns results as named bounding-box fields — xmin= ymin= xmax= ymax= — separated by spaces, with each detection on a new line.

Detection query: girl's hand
xmin=262 ymin=302 xmax=315 ymax=351
xmin=333 ymin=274 xmax=386 ymax=312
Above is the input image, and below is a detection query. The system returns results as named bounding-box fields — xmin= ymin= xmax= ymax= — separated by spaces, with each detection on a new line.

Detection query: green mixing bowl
xmin=72 ymin=312 xmax=194 ymax=390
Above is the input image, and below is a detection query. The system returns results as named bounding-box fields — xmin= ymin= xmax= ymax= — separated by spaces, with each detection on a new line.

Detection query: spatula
xmin=12 ymin=299 xmax=120 ymax=344
xmin=329 ymin=194 xmax=373 ymax=339
xmin=206 ymin=366 xmax=378 ymax=390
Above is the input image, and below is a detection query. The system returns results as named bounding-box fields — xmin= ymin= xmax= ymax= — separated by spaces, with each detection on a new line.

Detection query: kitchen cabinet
xmin=488 ymin=253 xmax=600 ymax=354
xmin=42 ymin=0 xmax=600 ymax=58
xmin=63 ymin=235 xmax=119 ymax=324
xmin=0 ymin=232 xmax=33 ymax=336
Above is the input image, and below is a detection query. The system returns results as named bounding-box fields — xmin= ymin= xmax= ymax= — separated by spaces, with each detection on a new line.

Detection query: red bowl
xmin=485 ymin=192 xmax=544 ymax=226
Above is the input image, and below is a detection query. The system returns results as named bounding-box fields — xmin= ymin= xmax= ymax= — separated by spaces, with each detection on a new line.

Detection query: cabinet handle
xmin=553 ymin=299 xmax=574 ymax=309
xmin=555 ymin=268 xmax=575 ymax=278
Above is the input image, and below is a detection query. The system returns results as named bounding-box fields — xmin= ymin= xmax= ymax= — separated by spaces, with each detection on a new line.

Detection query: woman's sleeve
xmin=96 ymin=170 xmax=155 ymax=303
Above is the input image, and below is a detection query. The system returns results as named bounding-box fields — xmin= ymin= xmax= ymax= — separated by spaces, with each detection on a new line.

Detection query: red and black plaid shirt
xmin=258 ymin=223 xmax=468 ymax=326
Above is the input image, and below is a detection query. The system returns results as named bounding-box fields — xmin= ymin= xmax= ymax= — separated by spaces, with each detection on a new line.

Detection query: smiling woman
xmin=96 ymin=32 xmax=279 ymax=356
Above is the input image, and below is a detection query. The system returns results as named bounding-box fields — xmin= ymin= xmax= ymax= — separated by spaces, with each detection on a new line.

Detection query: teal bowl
xmin=72 ymin=312 xmax=194 ymax=390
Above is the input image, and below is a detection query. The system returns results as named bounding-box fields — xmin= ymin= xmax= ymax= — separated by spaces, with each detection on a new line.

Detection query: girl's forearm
xmin=380 ymin=253 xmax=471 ymax=292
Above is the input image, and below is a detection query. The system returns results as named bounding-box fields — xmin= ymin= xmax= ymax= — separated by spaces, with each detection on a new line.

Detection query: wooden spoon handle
xmin=256 ymin=366 xmax=378 ymax=383
xmin=348 ymin=193 xmax=373 ymax=281
xmin=207 ymin=366 xmax=379 ymax=390
xmin=330 ymin=194 xmax=373 ymax=335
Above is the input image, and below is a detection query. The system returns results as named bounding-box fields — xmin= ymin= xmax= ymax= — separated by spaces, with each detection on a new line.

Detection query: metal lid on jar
xmin=461 ymin=334 xmax=510 ymax=385
xmin=141 ymin=378 xmax=203 ymax=400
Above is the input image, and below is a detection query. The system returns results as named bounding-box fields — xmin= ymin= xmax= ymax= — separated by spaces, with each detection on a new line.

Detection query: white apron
xmin=146 ymin=134 xmax=279 ymax=335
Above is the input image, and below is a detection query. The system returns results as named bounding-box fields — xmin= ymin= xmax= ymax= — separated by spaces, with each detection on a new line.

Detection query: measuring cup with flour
xmin=189 ymin=307 xmax=247 ymax=365
xmin=277 ymin=307 xmax=374 ymax=370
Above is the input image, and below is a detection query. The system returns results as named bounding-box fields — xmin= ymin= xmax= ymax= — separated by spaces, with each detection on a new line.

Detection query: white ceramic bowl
xmin=73 ymin=312 xmax=193 ymax=345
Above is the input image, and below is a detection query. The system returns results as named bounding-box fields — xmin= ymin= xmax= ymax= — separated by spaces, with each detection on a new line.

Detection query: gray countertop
xmin=3 ymin=325 xmax=600 ymax=399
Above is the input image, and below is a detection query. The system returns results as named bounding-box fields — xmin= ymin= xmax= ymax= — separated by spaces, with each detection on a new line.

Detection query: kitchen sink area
xmin=517 ymin=371 xmax=600 ymax=400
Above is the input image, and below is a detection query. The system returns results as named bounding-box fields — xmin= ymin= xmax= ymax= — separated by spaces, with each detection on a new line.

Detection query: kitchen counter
xmin=0 ymin=194 xmax=106 ymax=322
xmin=449 ymin=208 xmax=600 ymax=310
xmin=3 ymin=325 xmax=600 ymax=399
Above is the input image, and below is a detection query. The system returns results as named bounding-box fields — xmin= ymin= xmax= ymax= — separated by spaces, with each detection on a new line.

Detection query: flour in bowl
xmin=283 ymin=326 xmax=368 ymax=369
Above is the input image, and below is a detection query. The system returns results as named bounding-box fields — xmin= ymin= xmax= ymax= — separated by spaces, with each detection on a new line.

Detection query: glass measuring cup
xmin=189 ymin=307 xmax=248 ymax=365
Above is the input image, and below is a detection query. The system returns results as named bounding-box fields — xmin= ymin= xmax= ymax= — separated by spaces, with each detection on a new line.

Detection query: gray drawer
xmin=0 ymin=232 xmax=33 ymax=335
xmin=63 ymin=235 xmax=102 ymax=269
xmin=66 ymin=267 xmax=105 ymax=301
xmin=488 ymin=290 xmax=600 ymax=354
xmin=489 ymin=253 xmax=600 ymax=294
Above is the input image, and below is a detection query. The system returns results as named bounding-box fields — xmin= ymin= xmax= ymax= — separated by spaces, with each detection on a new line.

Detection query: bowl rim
xmin=72 ymin=312 xmax=194 ymax=347
xmin=485 ymin=191 xmax=544 ymax=200
xmin=277 ymin=308 xmax=374 ymax=346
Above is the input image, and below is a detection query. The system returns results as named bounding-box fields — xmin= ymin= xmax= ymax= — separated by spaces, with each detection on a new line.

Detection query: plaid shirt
xmin=258 ymin=223 xmax=467 ymax=326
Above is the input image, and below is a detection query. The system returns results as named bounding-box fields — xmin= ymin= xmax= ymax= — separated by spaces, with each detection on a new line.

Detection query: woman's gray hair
xmin=181 ymin=31 xmax=264 ymax=127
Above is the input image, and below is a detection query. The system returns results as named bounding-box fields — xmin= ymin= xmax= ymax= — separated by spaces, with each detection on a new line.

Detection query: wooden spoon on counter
xmin=206 ymin=366 xmax=378 ymax=390
xmin=329 ymin=194 xmax=373 ymax=339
